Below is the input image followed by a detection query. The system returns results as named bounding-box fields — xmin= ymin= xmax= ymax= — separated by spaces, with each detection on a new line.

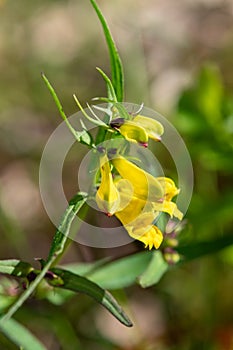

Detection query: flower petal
xmin=133 ymin=115 xmax=164 ymax=141
xmin=114 ymin=179 xmax=134 ymax=212
xmin=115 ymin=195 xmax=148 ymax=225
xmin=115 ymin=198 xmax=163 ymax=249
xmin=118 ymin=121 xmax=148 ymax=146
xmin=130 ymin=225 xmax=164 ymax=249
xmin=112 ymin=156 xmax=164 ymax=201
xmin=153 ymin=200 xmax=183 ymax=220
xmin=95 ymin=155 xmax=120 ymax=215
xmin=156 ymin=177 xmax=180 ymax=201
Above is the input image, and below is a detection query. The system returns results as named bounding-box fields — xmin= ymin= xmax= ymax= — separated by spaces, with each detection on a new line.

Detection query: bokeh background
xmin=0 ymin=0 xmax=233 ymax=349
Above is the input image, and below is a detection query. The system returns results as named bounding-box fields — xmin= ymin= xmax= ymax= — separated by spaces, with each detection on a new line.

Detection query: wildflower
xmin=132 ymin=115 xmax=164 ymax=141
xmin=114 ymin=175 xmax=166 ymax=250
xmin=95 ymin=153 xmax=183 ymax=250
xmin=152 ymin=178 xmax=183 ymax=220
xmin=110 ymin=115 xmax=164 ymax=146
xmin=111 ymin=156 xmax=164 ymax=201
xmin=95 ymin=154 xmax=120 ymax=216
xmin=114 ymin=194 xmax=163 ymax=249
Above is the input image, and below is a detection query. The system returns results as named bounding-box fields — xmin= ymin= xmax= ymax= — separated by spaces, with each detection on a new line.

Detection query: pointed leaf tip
xmin=50 ymin=268 xmax=133 ymax=327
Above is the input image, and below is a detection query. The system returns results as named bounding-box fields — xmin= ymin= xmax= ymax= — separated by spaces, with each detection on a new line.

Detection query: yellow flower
xmin=95 ymin=154 xmax=120 ymax=216
xmin=113 ymin=158 xmax=182 ymax=249
xmin=114 ymin=193 xmax=163 ymax=250
xmin=132 ymin=115 xmax=164 ymax=141
xmin=117 ymin=121 xmax=148 ymax=147
xmin=135 ymin=226 xmax=163 ymax=250
xmin=111 ymin=156 xmax=164 ymax=201
xmin=153 ymin=201 xmax=183 ymax=221
xmin=152 ymin=178 xmax=183 ymax=220
xmin=156 ymin=177 xmax=180 ymax=201
xmin=95 ymin=154 xmax=183 ymax=250
xmin=110 ymin=115 xmax=164 ymax=146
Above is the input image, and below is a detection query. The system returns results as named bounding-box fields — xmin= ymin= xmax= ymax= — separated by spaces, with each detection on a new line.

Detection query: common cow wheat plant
xmin=1 ymin=0 xmax=232 ymax=349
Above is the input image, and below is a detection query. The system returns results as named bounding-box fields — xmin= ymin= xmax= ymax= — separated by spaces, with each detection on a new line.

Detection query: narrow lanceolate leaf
xmin=42 ymin=74 xmax=94 ymax=148
xmin=0 ymin=318 xmax=46 ymax=350
xmin=90 ymin=0 xmax=124 ymax=102
xmin=0 ymin=260 xmax=33 ymax=277
xmin=138 ymin=251 xmax=168 ymax=288
xmin=96 ymin=67 xmax=117 ymax=102
xmin=61 ymin=257 xmax=110 ymax=277
xmin=50 ymin=268 xmax=133 ymax=327
xmin=1 ymin=193 xmax=88 ymax=323
xmin=47 ymin=192 xmax=87 ymax=261
xmin=177 ymin=234 xmax=233 ymax=262
xmin=87 ymin=251 xmax=152 ymax=290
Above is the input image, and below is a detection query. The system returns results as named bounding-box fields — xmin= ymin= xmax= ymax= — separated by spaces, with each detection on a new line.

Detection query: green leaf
xmin=76 ymin=120 xmax=94 ymax=147
xmin=96 ymin=67 xmax=117 ymax=102
xmin=0 ymin=318 xmax=46 ymax=350
xmin=73 ymin=94 xmax=108 ymax=128
xmin=45 ymin=259 xmax=110 ymax=305
xmin=61 ymin=257 xmax=110 ymax=276
xmin=1 ymin=193 xmax=88 ymax=322
xmin=45 ymin=288 xmax=74 ymax=306
xmin=47 ymin=192 xmax=87 ymax=261
xmin=0 ymin=260 xmax=32 ymax=277
xmin=111 ymin=103 xmax=130 ymax=120
xmin=75 ymin=129 xmax=94 ymax=147
xmin=177 ymin=234 xmax=233 ymax=262
xmin=50 ymin=268 xmax=133 ymax=327
xmin=90 ymin=0 xmax=124 ymax=102
xmin=138 ymin=251 xmax=168 ymax=288
xmin=87 ymin=251 xmax=152 ymax=289
xmin=42 ymin=74 xmax=95 ymax=147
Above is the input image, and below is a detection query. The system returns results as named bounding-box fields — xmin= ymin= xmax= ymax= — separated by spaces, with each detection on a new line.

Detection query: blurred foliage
xmin=175 ymin=64 xmax=233 ymax=241
xmin=0 ymin=0 xmax=233 ymax=349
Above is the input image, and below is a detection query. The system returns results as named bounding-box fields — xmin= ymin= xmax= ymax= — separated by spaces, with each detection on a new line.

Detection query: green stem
xmin=0 ymin=258 xmax=56 ymax=323
xmin=49 ymin=200 xmax=90 ymax=268
xmin=41 ymin=73 xmax=81 ymax=142
xmin=0 ymin=192 xmax=87 ymax=322
xmin=46 ymin=193 xmax=87 ymax=261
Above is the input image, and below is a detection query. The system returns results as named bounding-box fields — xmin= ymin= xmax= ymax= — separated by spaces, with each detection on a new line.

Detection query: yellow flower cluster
xmin=95 ymin=113 xmax=183 ymax=250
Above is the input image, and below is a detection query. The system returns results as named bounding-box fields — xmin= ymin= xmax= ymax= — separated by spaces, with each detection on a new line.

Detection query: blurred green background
xmin=0 ymin=0 xmax=233 ymax=349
